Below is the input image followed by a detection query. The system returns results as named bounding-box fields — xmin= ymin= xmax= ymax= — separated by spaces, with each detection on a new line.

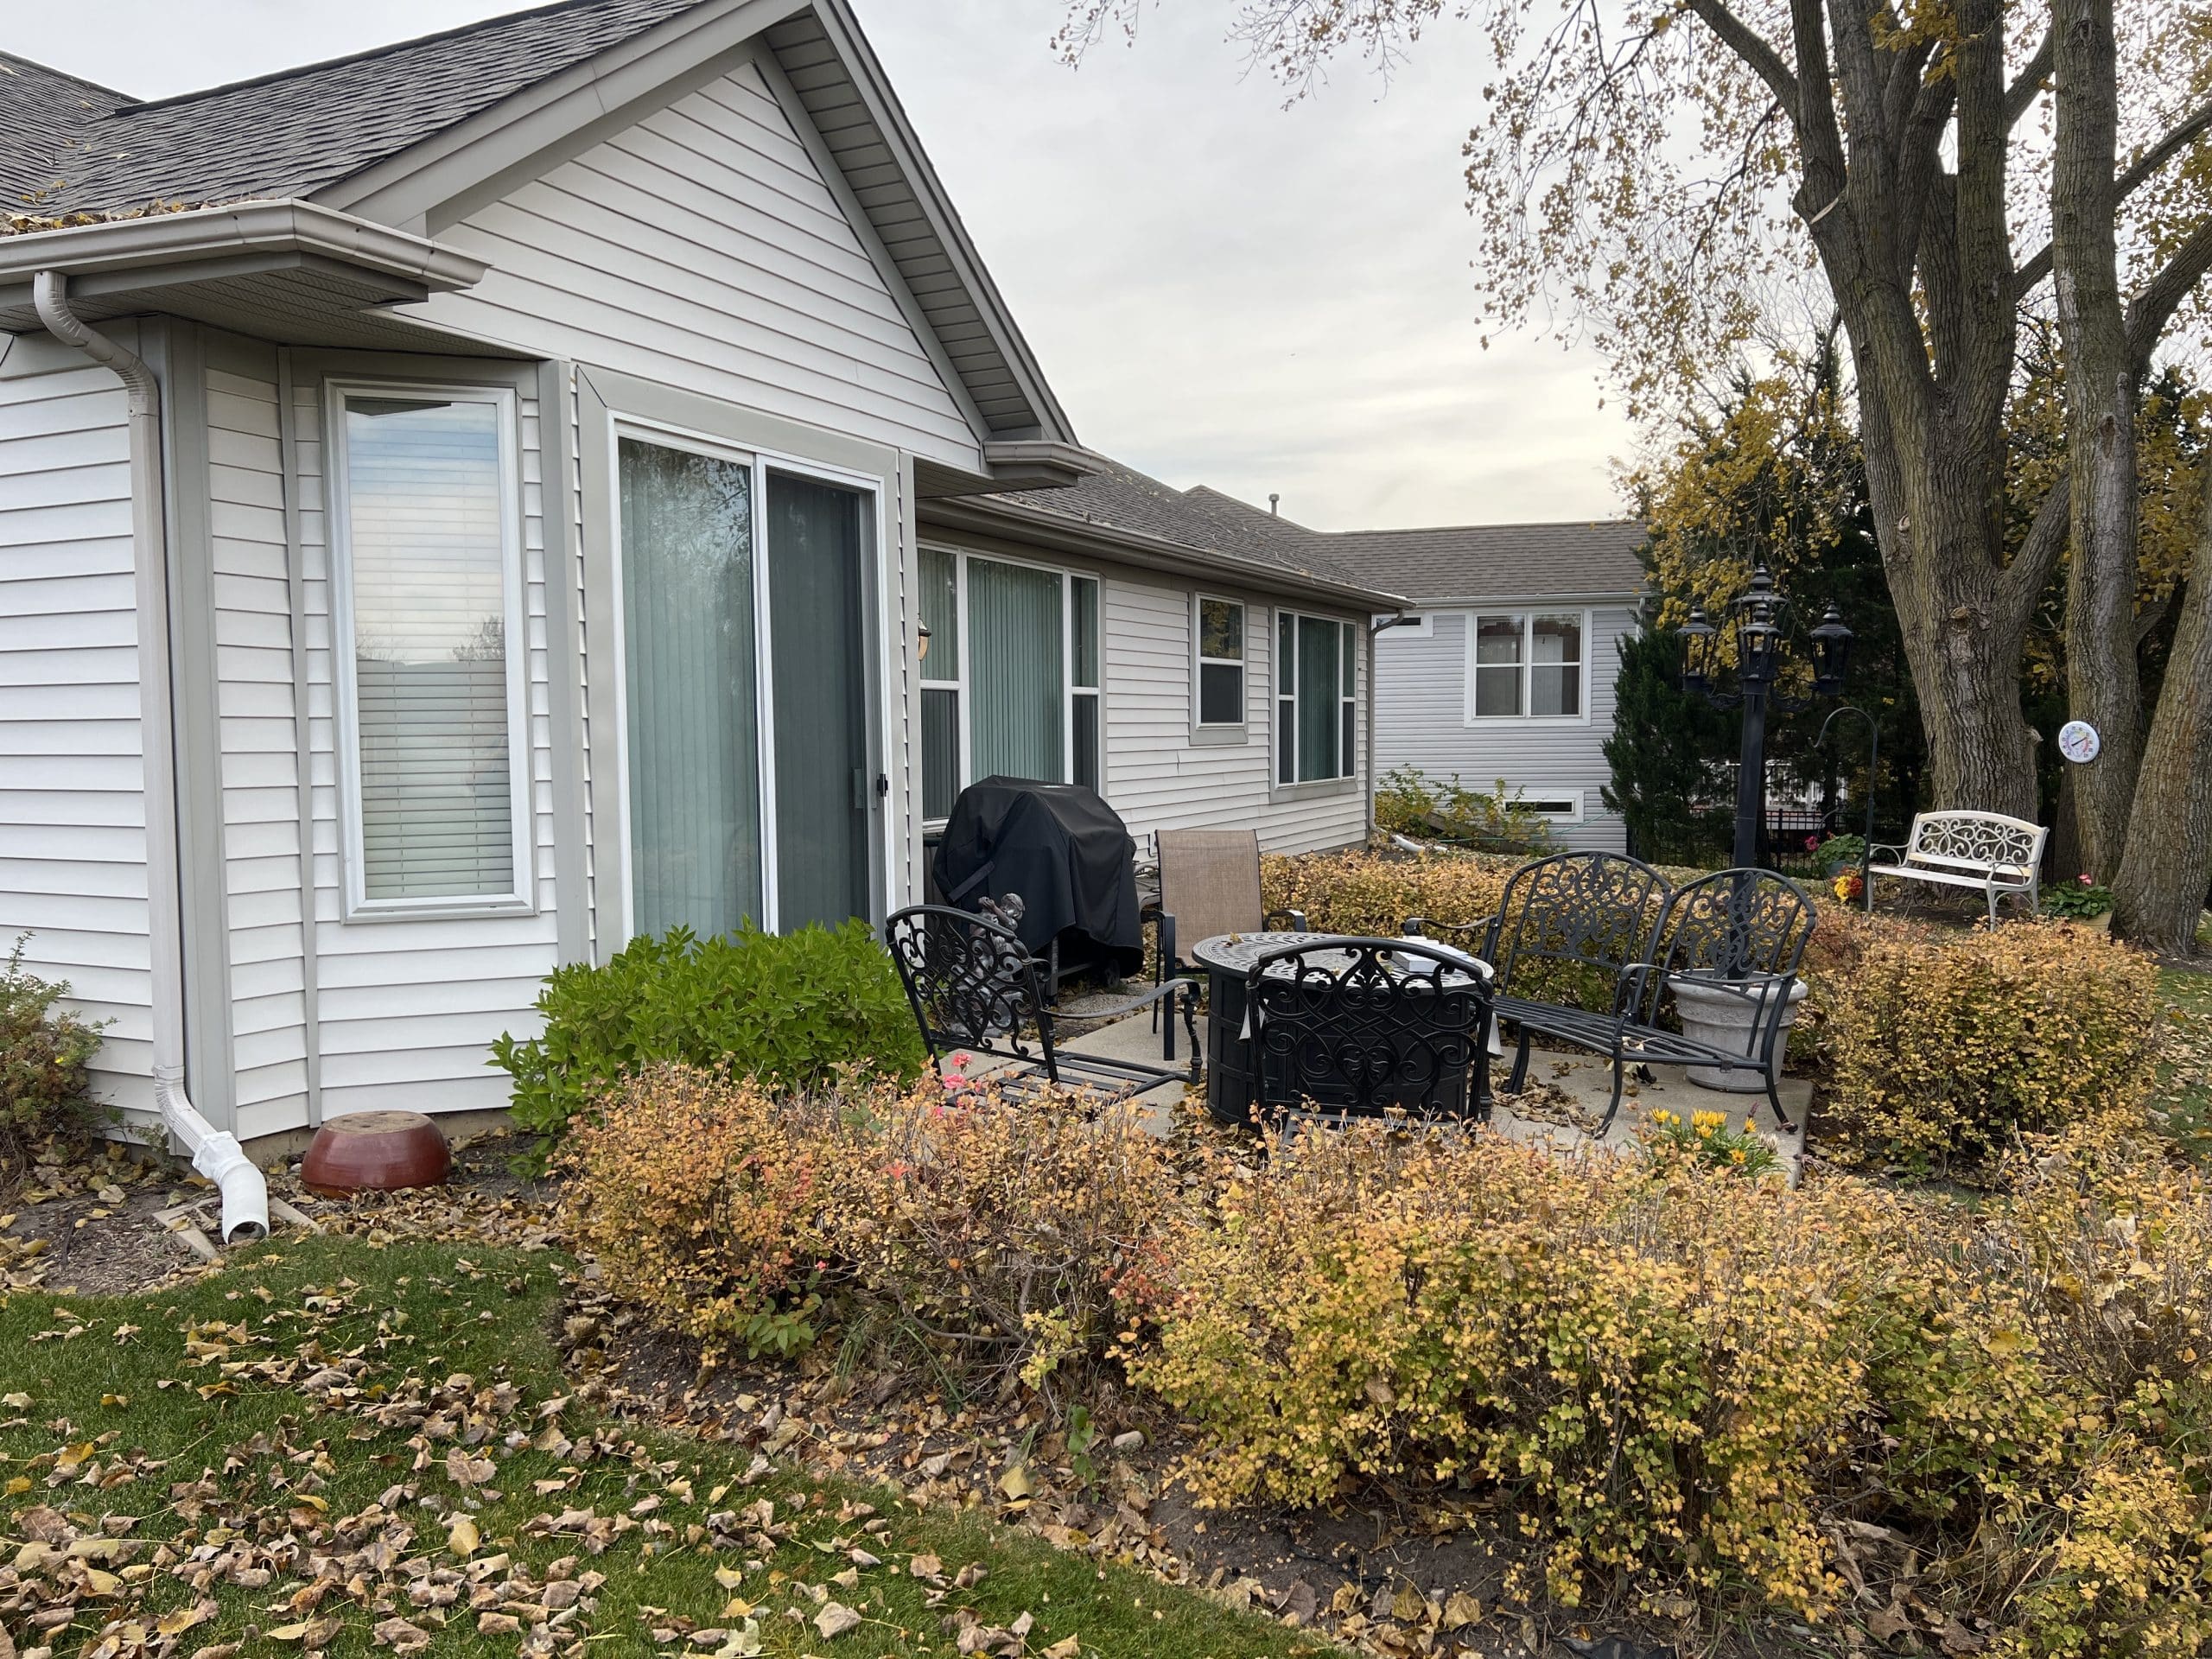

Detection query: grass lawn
xmin=2154 ymin=966 xmax=2212 ymax=1165
xmin=0 ymin=1236 xmax=1319 ymax=1659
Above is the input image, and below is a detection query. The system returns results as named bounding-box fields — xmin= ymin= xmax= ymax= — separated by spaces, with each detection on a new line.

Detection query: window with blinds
xmin=334 ymin=388 xmax=525 ymax=912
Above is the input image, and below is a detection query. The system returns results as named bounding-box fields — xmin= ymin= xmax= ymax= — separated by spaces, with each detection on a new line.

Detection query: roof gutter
xmin=33 ymin=271 xmax=266 ymax=1248
xmin=0 ymin=200 xmax=487 ymax=289
xmin=923 ymin=494 xmax=1414 ymax=613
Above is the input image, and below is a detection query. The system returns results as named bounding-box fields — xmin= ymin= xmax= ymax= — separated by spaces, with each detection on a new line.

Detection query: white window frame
xmin=1192 ymin=593 xmax=1248 ymax=730
xmin=918 ymin=544 xmax=1103 ymax=829
xmin=1465 ymin=608 xmax=1594 ymax=728
xmin=326 ymin=378 xmax=532 ymax=921
xmin=1274 ymin=609 xmax=1358 ymax=787
xmin=601 ymin=411 xmax=889 ymax=942
xmin=1519 ymin=791 xmax=1585 ymax=823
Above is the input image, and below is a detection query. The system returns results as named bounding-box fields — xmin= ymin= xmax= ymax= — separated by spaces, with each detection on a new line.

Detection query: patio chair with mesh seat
xmin=1147 ymin=829 xmax=1307 ymax=990
xmin=884 ymin=903 xmax=1199 ymax=1103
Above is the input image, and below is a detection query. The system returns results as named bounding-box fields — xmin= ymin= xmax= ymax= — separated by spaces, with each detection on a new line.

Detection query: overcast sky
xmin=11 ymin=0 xmax=1634 ymax=530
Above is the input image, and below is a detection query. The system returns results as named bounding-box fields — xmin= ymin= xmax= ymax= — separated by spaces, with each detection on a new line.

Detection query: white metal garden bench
xmin=1865 ymin=810 xmax=2050 ymax=928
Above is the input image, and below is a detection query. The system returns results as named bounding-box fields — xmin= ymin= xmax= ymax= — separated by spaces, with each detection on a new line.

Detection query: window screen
xmin=342 ymin=394 xmax=518 ymax=904
xmin=1197 ymin=596 xmax=1245 ymax=726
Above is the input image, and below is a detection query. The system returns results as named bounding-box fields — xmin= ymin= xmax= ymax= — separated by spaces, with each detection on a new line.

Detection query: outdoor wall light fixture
xmin=917 ymin=620 xmax=931 ymax=663
xmin=1675 ymin=563 xmax=1855 ymax=869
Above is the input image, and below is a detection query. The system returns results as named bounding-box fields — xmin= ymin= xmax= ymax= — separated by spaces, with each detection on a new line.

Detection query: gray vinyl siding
xmin=422 ymin=55 xmax=982 ymax=474
xmin=204 ymin=335 xmax=310 ymax=1130
xmin=1102 ymin=570 xmax=1368 ymax=855
xmin=0 ymin=330 xmax=153 ymax=1116
xmin=1373 ymin=607 xmax=1637 ymax=854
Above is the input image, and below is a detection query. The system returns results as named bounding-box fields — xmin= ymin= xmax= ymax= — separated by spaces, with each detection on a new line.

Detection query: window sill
xmin=1268 ymin=776 xmax=1359 ymax=804
xmin=1189 ymin=724 xmax=1249 ymax=747
xmin=1463 ymin=715 xmax=1593 ymax=729
xmin=343 ymin=896 xmax=537 ymax=925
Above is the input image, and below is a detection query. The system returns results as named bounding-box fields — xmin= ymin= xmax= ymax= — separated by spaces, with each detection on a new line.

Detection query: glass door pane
xmin=619 ymin=437 xmax=761 ymax=938
xmin=968 ymin=558 xmax=1064 ymax=783
xmin=766 ymin=473 xmax=875 ymax=931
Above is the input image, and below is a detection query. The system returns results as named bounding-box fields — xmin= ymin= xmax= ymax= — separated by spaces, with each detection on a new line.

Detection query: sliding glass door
xmin=766 ymin=473 xmax=874 ymax=932
xmin=619 ymin=437 xmax=763 ymax=938
xmin=616 ymin=434 xmax=880 ymax=941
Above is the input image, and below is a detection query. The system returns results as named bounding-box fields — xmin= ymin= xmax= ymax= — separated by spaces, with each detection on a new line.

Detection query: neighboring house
xmin=1331 ymin=521 xmax=1649 ymax=853
xmin=0 ymin=0 xmax=1405 ymax=1142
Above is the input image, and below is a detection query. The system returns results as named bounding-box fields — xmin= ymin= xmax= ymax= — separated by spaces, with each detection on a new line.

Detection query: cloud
xmin=11 ymin=0 xmax=1632 ymax=527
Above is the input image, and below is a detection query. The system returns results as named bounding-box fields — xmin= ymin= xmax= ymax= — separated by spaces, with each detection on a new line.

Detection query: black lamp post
xmin=1676 ymin=565 xmax=1854 ymax=869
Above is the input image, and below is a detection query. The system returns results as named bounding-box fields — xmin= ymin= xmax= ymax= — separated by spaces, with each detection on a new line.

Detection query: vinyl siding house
xmin=1337 ymin=522 xmax=1649 ymax=853
xmin=0 ymin=0 xmax=1403 ymax=1145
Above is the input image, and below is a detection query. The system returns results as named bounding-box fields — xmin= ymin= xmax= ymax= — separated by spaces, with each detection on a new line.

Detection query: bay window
xmin=328 ymin=383 xmax=529 ymax=915
xmin=1470 ymin=611 xmax=1586 ymax=721
xmin=919 ymin=547 xmax=1101 ymax=821
xmin=1275 ymin=611 xmax=1357 ymax=785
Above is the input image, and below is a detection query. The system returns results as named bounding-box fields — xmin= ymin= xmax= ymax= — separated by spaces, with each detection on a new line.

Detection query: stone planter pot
xmin=1669 ymin=973 xmax=1808 ymax=1092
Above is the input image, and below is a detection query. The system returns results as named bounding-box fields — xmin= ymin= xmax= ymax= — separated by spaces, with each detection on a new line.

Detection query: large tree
xmin=1063 ymin=0 xmax=2212 ymax=947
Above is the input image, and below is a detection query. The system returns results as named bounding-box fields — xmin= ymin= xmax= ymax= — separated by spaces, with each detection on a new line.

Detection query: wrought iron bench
xmin=1866 ymin=810 xmax=2048 ymax=928
xmin=1244 ymin=935 xmax=1495 ymax=1125
xmin=884 ymin=903 xmax=1199 ymax=1103
xmin=1413 ymin=853 xmax=1815 ymax=1133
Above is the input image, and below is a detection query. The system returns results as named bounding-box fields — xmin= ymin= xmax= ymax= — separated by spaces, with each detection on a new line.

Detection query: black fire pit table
xmin=1190 ymin=931 xmax=1496 ymax=1127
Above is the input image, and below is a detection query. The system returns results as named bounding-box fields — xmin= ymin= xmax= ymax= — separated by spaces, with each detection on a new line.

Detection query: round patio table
xmin=1190 ymin=931 xmax=1492 ymax=1126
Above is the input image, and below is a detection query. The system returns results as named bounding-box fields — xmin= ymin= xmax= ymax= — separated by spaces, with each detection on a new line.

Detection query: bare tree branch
xmin=2004 ymin=27 xmax=2054 ymax=130
xmin=2001 ymin=473 xmax=2073 ymax=613
xmin=2126 ymin=216 xmax=2212 ymax=367
xmin=1683 ymin=0 xmax=1801 ymax=116
xmin=2015 ymin=94 xmax=2212 ymax=300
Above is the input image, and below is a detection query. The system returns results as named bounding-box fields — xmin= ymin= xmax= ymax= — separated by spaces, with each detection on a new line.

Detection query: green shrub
xmin=0 ymin=936 xmax=105 ymax=1185
xmin=491 ymin=920 xmax=923 ymax=1154
xmin=2044 ymin=874 xmax=2116 ymax=918
xmin=1374 ymin=766 xmax=1558 ymax=854
xmin=1816 ymin=918 xmax=2160 ymax=1175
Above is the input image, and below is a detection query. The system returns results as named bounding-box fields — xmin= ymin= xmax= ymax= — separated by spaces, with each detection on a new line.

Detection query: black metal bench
xmin=1412 ymin=853 xmax=1815 ymax=1133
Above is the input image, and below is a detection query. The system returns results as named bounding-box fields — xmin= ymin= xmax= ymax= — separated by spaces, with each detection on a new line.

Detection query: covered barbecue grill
xmin=930 ymin=778 xmax=1143 ymax=987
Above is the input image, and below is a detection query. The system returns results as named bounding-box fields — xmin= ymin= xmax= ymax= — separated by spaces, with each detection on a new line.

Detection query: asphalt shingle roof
xmin=0 ymin=0 xmax=702 ymax=215
xmin=1319 ymin=519 xmax=1648 ymax=603
xmin=992 ymin=459 xmax=1644 ymax=606
xmin=991 ymin=456 xmax=1383 ymax=594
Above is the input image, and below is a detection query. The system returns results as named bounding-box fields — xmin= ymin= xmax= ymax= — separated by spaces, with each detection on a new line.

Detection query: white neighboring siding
xmin=426 ymin=56 xmax=982 ymax=474
xmin=205 ymin=337 xmax=309 ymax=1135
xmin=0 ymin=334 xmax=152 ymax=1115
xmin=1100 ymin=568 xmax=1368 ymax=855
xmin=1372 ymin=607 xmax=1636 ymax=853
xmin=283 ymin=370 xmax=560 ymax=1128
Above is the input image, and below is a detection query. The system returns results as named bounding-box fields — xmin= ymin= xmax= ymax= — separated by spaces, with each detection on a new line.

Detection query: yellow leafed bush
xmin=1261 ymin=847 xmax=1519 ymax=939
xmin=1817 ymin=918 xmax=2160 ymax=1173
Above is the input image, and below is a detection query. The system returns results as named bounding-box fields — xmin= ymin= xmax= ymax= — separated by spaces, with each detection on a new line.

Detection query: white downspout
xmin=34 ymin=272 xmax=267 ymax=1245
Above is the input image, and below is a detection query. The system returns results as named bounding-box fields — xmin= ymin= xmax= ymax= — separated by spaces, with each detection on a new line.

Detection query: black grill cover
xmin=931 ymin=777 xmax=1141 ymax=976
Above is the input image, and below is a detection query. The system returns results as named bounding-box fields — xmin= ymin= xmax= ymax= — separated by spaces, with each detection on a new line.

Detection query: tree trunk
xmin=1847 ymin=339 xmax=2041 ymax=819
xmin=2053 ymin=0 xmax=2144 ymax=880
xmin=2110 ymin=471 xmax=2212 ymax=956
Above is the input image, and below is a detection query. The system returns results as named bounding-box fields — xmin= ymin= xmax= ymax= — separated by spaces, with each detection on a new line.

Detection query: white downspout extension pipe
xmin=34 ymin=272 xmax=267 ymax=1245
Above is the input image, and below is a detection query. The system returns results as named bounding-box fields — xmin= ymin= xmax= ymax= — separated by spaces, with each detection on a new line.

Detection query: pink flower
xmin=2078 ymin=873 xmax=2094 ymax=885
xmin=1805 ymin=835 xmax=1821 ymax=851
xmin=945 ymin=1053 xmax=969 ymax=1073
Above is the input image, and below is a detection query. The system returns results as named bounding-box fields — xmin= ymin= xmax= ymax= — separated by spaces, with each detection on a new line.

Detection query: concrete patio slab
xmin=969 ymin=1011 xmax=1810 ymax=1181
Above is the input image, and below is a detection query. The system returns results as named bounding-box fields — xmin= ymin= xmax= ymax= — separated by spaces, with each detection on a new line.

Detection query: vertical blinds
xmin=968 ymin=557 xmax=1064 ymax=783
xmin=345 ymin=397 xmax=516 ymax=902
xmin=619 ymin=437 xmax=763 ymax=939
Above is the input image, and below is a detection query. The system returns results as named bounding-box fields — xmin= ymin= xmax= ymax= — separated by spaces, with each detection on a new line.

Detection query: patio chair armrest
xmin=1043 ymin=976 xmax=1197 ymax=1025
xmin=1264 ymin=907 xmax=1308 ymax=931
xmin=1866 ymin=842 xmax=1909 ymax=865
xmin=1144 ymin=907 xmax=1179 ymax=976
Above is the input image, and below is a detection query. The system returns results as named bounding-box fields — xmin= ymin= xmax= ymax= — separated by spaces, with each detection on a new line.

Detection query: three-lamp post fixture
xmin=1676 ymin=564 xmax=1855 ymax=870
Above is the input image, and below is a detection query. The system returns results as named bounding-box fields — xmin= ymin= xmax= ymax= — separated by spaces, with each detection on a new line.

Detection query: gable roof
xmin=1319 ymin=519 xmax=1648 ymax=604
xmin=0 ymin=0 xmax=702 ymax=214
xmin=0 ymin=0 xmax=1073 ymax=444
